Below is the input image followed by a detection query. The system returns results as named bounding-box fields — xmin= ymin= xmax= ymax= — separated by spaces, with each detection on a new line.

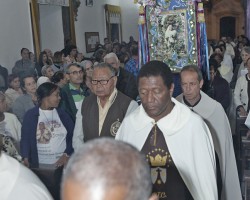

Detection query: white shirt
xmin=97 ymin=88 xmax=118 ymax=135
xmin=226 ymin=43 xmax=235 ymax=58
xmin=0 ymin=112 xmax=21 ymax=142
xmin=73 ymin=95 xmax=138 ymax=151
xmin=37 ymin=108 xmax=67 ymax=164
xmin=222 ymin=53 xmax=233 ymax=72
xmin=0 ymin=153 xmax=53 ymax=200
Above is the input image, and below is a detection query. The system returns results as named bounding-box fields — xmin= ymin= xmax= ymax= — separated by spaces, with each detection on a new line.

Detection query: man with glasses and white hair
xmin=59 ymin=63 xmax=88 ymax=122
xmin=104 ymin=52 xmax=138 ymax=100
xmin=72 ymin=62 xmax=138 ymax=150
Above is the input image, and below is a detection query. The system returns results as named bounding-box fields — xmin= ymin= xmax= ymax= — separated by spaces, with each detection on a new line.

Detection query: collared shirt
xmin=97 ymin=88 xmax=118 ymax=135
xmin=69 ymin=83 xmax=85 ymax=110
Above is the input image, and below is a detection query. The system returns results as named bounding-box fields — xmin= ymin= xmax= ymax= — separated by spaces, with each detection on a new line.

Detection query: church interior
xmin=1 ymin=0 xmax=250 ymax=199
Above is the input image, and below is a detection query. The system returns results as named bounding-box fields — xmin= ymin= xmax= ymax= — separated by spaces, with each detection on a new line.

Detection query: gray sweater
xmin=12 ymin=94 xmax=35 ymax=123
xmin=12 ymin=59 xmax=36 ymax=78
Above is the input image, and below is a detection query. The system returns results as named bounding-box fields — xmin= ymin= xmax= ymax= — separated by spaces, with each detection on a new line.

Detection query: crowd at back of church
xmin=0 ymin=34 xmax=250 ymax=200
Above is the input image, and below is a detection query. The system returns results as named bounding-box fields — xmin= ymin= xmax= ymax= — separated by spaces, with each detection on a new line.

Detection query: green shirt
xmin=69 ymin=83 xmax=85 ymax=102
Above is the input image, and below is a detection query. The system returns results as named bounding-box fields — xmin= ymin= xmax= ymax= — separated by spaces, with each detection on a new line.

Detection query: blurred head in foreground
xmin=61 ymin=138 xmax=152 ymax=200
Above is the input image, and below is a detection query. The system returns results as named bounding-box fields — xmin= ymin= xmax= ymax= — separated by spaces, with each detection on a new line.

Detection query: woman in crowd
xmin=234 ymin=58 xmax=250 ymax=117
xmin=210 ymin=52 xmax=233 ymax=83
xmin=41 ymin=65 xmax=54 ymax=81
xmin=0 ymin=92 xmax=22 ymax=154
xmin=51 ymin=71 xmax=68 ymax=88
xmin=76 ymin=52 xmax=84 ymax=63
xmin=93 ymin=48 xmax=106 ymax=64
xmin=230 ymin=46 xmax=250 ymax=89
xmin=236 ymin=46 xmax=250 ymax=79
xmin=20 ymin=82 xmax=73 ymax=200
xmin=52 ymin=51 xmax=64 ymax=72
xmin=36 ymin=51 xmax=50 ymax=76
xmin=12 ymin=75 xmax=37 ymax=123
xmin=81 ymin=60 xmax=93 ymax=94
xmin=214 ymin=44 xmax=233 ymax=72
xmin=21 ymin=82 xmax=74 ymax=168
xmin=4 ymin=74 xmax=23 ymax=110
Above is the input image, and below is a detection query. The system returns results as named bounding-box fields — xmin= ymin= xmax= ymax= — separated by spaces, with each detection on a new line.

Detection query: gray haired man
xmin=61 ymin=138 xmax=158 ymax=200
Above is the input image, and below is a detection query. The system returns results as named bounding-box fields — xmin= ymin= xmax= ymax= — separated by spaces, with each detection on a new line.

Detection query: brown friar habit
xmin=81 ymin=91 xmax=132 ymax=142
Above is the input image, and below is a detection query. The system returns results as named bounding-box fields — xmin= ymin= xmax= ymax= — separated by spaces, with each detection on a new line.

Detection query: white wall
xmin=119 ymin=1 xmax=139 ymax=42
xmin=0 ymin=0 xmax=33 ymax=73
xmin=74 ymin=0 xmax=107 ymax=57
xmin=39 ymin=5 xmax=64 ymax=52
xmin=75 ymin=0 xmax=139 ymax=56
xmin=0 ymin=0 xmax=139 ymax=72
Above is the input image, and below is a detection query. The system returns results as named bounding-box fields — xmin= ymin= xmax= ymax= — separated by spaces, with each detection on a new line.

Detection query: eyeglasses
xmin=91 ymin=76 xmax=114 ymax=85
xmin=67 ymin=70 xmax=83 ymax=75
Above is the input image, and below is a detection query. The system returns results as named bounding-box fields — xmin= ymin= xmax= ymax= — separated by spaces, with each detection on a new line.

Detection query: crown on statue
xmin=149 ymin=154 xmax=167 ymax=167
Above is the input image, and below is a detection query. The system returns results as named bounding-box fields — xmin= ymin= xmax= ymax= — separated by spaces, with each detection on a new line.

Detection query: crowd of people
xmin=0 ymin=34 xmax=249 ymax=200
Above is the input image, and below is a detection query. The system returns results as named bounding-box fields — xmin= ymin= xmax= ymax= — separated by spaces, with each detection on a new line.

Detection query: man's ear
xmin=199 ymin=79 xmax=204 ymax=89
xmin=169 ymin=83 xmax=175 ymax=97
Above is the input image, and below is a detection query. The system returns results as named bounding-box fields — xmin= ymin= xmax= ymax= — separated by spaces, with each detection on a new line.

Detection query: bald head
xmin=61 ymin=138 xmax=152 ymax=200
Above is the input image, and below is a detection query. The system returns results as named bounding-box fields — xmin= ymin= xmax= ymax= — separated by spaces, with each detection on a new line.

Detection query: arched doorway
xmin=220 ymin=16 xmax=236 ymax=38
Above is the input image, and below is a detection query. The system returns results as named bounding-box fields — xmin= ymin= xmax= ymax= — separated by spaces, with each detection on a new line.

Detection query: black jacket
xmin=116 ymin=67 xmax=138 ymax=100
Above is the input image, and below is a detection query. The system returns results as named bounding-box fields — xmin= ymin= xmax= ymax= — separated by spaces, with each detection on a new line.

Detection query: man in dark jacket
xmin=104 ymin=52 xmax=138 ymax=100
xmin=203 ymin=58 xmax=230 ymax=111
xmin=12 ymin=48 xmax=36 ymax=79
